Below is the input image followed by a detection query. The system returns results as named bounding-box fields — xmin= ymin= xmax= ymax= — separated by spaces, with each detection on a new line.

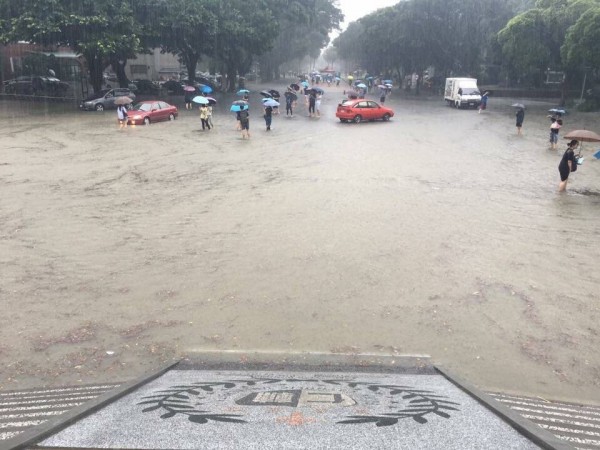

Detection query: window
xmin=130 ymin=64 xmax=147 ymax=75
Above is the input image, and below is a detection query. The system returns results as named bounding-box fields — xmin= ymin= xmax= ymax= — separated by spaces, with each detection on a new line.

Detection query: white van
xmin=444 ymin=78 xmax=481 ymax=109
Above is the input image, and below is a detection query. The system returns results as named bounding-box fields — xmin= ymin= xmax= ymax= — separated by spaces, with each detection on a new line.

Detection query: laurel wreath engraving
xmin=137 ymin=379 xmax=459 ymax=427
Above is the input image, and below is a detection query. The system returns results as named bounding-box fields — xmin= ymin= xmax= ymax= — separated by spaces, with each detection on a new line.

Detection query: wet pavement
xmin=0 ymin=83 xmax=599 ymax=404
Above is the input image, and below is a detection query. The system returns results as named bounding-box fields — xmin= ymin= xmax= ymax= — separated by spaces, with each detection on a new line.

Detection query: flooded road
xmin=1 ymin=84 xmax=599 ymax=403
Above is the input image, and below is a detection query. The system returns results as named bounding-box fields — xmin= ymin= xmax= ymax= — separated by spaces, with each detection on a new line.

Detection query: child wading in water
xmin=550 ymin=118 xmax=562 ymax=150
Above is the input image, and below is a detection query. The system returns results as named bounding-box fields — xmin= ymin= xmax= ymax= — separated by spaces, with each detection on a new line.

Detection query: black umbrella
xmin=284 ymin=91 xmax=297 ymax=101
xmin=269 ymin=89 xmax=280 ymax=99
xmin=290 ymin=83 xmax=300 ymax=91
xmin=260 ymin=90 xmax=273 ymax=98
xmin=347 ymin=92 xmax=358 ymax=99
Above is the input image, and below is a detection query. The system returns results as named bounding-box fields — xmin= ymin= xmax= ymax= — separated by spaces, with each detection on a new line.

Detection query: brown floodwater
xmin=1 ymin=84 xmax=599 ymax=403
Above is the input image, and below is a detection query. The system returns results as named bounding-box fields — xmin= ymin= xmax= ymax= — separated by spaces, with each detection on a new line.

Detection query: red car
xmin=336 ymin=99 xmax=394 ymax=123
xmin=127 ymin=101 xmax=178 ymax=125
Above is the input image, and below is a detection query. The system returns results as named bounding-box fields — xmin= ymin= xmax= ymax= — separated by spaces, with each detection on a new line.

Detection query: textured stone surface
xmin=41 ymin=370 xmax=540 ymax=449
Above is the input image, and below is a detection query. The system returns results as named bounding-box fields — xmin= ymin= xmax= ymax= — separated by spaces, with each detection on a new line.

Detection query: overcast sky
xmin=334 ymin=0 xmax=399 ymax=36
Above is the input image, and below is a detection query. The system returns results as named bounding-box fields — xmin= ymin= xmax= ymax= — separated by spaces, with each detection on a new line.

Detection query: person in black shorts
xmin=238 ymin=109 xmax=250 ymax=139
xmin=263 ymin=105 xmax=273 ymax=131
xmin=515 ymin=108 xmax=524 ymax=135
xmin=558 ymin=140 xmax=579 ymax=191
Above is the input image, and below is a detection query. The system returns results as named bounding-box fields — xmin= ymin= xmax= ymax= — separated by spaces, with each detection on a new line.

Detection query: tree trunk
xmin=110 ymin=58 xmax=129 ymax=88
xmin=85 ymin=52 xmax=104 ymax=93
xmin=227 ymin=68 xmax=237 ymax=92
xmin=559 ymin=77 xmax=568 ymax=107
xmin=182 ymin=51 xmax=199 ymax=82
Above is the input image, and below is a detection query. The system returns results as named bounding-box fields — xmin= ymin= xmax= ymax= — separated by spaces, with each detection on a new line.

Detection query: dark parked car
xmin=132 ymin=79 xmax=159 ymax=95
xmin=79 ymin=88 xmax=136 ymax=111
xmin=161 ymin=80 xmax=184 ymax=95
xmin=3 ymin=76 xmax=69 ymax=96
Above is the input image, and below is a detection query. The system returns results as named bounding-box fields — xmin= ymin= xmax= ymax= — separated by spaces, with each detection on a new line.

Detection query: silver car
xmin=79 ymin=88 xmax=136 ymax=111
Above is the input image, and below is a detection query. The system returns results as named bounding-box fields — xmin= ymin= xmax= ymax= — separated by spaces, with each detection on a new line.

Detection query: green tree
xmin=562 ymin=6 xmax=600 ymax=68
xmin=498 ymin=0 xmax=600 ymax=103
xmin=257 ymin=0 xmax=343 ymax=81
xmin=149 ymin=0 xmax=217 ymax=83
xmin=0 ymin=0 xmax=143 ymax=92
xmin=334 ymin=0 xmax=518 ymax=90
xmin=207 ymin=0 xmax=278 ymax=91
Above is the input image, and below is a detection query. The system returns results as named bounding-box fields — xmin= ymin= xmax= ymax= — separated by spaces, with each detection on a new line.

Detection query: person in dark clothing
xmin=515 ymin=108 xmax=525 ymax=135
xmin=184 ymin=90 xmax=194 ymax=110
xmin=286 ymin=96 xmax=294 ymax=117
xmin=238 ymin=109 xmax=250 ymax=139
xmin=558 ymin=140 xmax=579 ymax=191
xmin=308 ymin=91 xmax=316 ymax=117
xmin=264 ymin=105 xmax=273 ymax=131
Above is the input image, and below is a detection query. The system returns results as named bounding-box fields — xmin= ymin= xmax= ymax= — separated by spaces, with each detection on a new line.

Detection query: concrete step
xmin=1 ymin=385 xmax=598 ymax=449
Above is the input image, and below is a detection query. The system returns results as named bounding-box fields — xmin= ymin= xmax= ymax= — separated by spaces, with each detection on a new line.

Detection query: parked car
xmin=336 ymin=99 xmax=394 ymax=123
xmin=3 ymin=75 xmax=69 ymax=96
xmin=127 ymin=101 xmax=178 ymax=125
xmin=79 ymin=88 xmax=136 ymax=111
xmin=161 ymin=80 xmax=184 ymax=95
xmin=132 ymin=79 xmax=160 ymax=95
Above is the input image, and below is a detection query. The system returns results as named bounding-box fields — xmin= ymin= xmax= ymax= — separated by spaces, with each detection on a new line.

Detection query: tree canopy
xmin=333 ymin=0 xmax=523 ymax=85
xmin=0 ymin=0 xmax=342 ymax=92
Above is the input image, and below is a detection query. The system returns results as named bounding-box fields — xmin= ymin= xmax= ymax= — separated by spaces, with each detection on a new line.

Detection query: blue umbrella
xmin=237 ymin=89 xmax=250 ymax=96
xmin=230 ymin=104 xmax=249 ymax=112
xmin=383 ymin=79 xmax=393 ymax=84
xmin=192 ymin=96 xmax=209 ymax=104
xmin=300 ymin=81 xmax=309 ymax=88
xmin=262 ymin=98 xmax=280 ymax=107
xmin=201 ymin=85 xmax=213 ymax=94
xmin=313 ymin=87 xmax=324 ymax=95
xmin=335 ymin=76 xmax=341 ymax=81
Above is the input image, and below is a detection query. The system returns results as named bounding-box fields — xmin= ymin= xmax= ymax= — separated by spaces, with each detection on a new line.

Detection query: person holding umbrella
xmin=558 ymin=140 xmax=579 ymax=192
xmin=184 ymin=85 xmax=195 ymax=110
xmin=263 ymin=104 xmax=273 ymax=131
xmin=285 ymin=91 xmax=295 ymax=117
xmin=117 ymin=103 xmax=128 ymax=129
xmin=308 ymin=89 xmax=316 ymax=118
xmin=114 ymin=97 xmax=131 ymax=129
xmin=512 ymin=104 xmax=525 ymax=135
xmin=199 ymin=103 xmax=211 ymax=131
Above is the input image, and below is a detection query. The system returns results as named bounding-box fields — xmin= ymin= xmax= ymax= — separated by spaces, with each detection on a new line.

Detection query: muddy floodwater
xmin=1 ymin=84 xmax=599 ymax=403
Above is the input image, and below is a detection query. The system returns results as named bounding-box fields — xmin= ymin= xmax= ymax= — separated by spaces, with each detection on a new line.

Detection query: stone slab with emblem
xmin=9 ymin=353 xmax=571 ymax=449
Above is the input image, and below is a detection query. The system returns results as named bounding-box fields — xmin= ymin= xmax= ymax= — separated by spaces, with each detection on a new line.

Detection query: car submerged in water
xmin=127 ymin=101 xmax=178 ymax=125
xmin=79 ymin=88 xmax=136 ymax=111
xmin=336 ymin=99 xmax=395 ymax=123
